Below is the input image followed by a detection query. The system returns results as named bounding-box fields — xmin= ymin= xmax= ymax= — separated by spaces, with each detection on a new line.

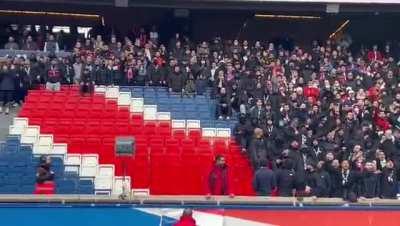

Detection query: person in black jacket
xmin=0 ymin=64 xmax=16 ymax=114
xmin=234 ymin=114 xmax=253 ymax=152
xmin=216 ymin=87 xmax=232 ymax=119
xmin=359 ymin=161 xmax=381 ymax=199
xmin=305 ymin=161 xmax=331 ymax=197
xmin=339 ymin=160 xmax=358 ymax=201
xmin=276 ymin=158 xmax=297 ymax=197
xmin=80 ymin=66 xmax=95 ymax=95
xmin=168 ymin=65 xmax=186 ymax=93
xmin=14 ymin=60 xmax=32 ymax=106
xmin=253 ymin=159 xmax=276 ymax=196
xmin=380 ymin=159 xmax=398 ymax=199
xmin=248 ymin=128 xmax=268 ymax=169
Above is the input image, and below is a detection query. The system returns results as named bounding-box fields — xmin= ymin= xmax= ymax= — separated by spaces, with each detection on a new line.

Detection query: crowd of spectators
xmin=1 ymin=24 xmax=400 ymax=201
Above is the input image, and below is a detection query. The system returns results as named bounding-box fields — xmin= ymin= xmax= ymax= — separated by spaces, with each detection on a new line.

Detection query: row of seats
xmin=8 ymin=119 xmax=131 ymax=196
xmin=0 ymin=136 xmax=94 ymax=194
xmin=18 ymin=87 xmax=254 ymax=195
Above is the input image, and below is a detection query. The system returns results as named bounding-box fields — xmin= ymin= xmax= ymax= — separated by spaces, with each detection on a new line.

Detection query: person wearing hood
xmin=380 ymin=159 xmax=398 ymax=199
xmin=174 ymin=209 xmax=196 ymax=226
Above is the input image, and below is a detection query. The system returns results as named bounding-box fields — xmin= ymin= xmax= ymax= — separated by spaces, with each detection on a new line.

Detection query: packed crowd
xmin=1 ymin=24 xmax=400 ymax=201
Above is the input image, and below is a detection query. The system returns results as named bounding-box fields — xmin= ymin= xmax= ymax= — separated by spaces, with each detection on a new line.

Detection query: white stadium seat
xmin=64 ymin=154 xmax=81 ymax=175
xmin=156 ymin=112 xmax=171 ymax=121
xmin=202 ymin=128 xmax=217 ymax=137
xmin=130 ymin=98 xmax=144 ymax=113
xmin=118 ymin=92 xmax=132 ymax=106
xmin=97 ymin=164 xmax=115 ymax=178
xmin=94 ymin=85 xmax=106 ymax=93
xmin=52 ymin=143 xmax=68 ymax=156
xmin=94 ymin=177 xmax=114 ymax=195
xmin=80 ymin=154 xmax=99 ymax=178
xmin=113 ymin=176 xmax=131 ymax=195
xmin=33 ymin=134 xmax=53 ymax=155
xmin=143 ymin=105 xmax=157 ymax=120
xmin=105 ymin=86 xmax=119 ymax=99
xmin=171 ymin=120 xmax=186 ymax=129
xmin=186 ymin=120 xmax=201 ymax=129
xmin=216 ymin=128 xmax=231 ymax=138
xmin=21 ymin=126 xmax=40 ymax=144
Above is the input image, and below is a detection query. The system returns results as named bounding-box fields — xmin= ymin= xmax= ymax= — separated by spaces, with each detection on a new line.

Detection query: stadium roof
xmin=2 ymin=0 xmax=400 ymax=12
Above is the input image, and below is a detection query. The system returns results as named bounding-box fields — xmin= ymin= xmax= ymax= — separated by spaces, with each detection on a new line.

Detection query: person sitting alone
xmin=36 ymin=155 xmax=54 ymax=184
xmin=173 ymin=208 xmax=197 ymax=226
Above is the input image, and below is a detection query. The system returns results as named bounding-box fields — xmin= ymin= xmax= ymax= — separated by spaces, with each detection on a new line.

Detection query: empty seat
xmin=130 ymin=98 xmax=144 ymax=113
xmin=118 ymin=92 xmax=132 ymax=106
xmin=21 ymin=126 xmax=40 ymax=144
xmin=80 ymin=154 xmax=98 ymax=178
xmin=33 ymin=135 xmax=53 ymax=155
xmin=64 ymin=154 xmax=81 ymax=175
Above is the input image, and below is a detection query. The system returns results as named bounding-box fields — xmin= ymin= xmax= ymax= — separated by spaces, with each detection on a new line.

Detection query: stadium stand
xmin=0 ymin=134 xmax=94 ymax=194
xmin=13 ymin=85 xmax=253 ymax=195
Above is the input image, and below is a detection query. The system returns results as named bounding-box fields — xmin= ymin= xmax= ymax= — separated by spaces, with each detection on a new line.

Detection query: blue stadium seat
xmin=56 ymin=179 xmax=77 ymax=194
xmin=77 ymin=180 xmax=94 ymax=194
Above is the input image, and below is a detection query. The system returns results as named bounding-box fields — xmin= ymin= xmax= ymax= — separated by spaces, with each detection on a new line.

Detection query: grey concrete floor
xmin=0 ymin=106 xmax=20 ymax=141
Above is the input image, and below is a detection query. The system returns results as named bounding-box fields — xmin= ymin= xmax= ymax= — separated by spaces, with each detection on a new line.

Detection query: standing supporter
xmin=276 ymin=157 xmax=297 ymax=197
xmin=45 ymin=59 xmax=63 ymax=91
xmin=22 ymin=35 xmax=39 ymax=51
xmin=207 ymin=155 xmax=230 ymax=196
xmin=380 ymin=159 xmax=398 ymax=199
xmin=216 ymin=87 xmax=231 ymax=119
xmin=305 ymin=161 xmax=331 ymax=197
xmin=0 ymin=64 xmax=16 ymax=114
xmin=168 ymin=65 xmax=186 ymax=93
xmin=339 ymin=160 xmax=357 ymax=201
xmin=248 ymin=128 xmax=268 ymax=169
xmin=4 ymin=36 xmax=19 ymax=50
xmin=15 ymin=59 xmax=32 ymax=105
xmin=359 ymin=161 xmax=381 ymax=199
xmin=253 ymin=159 xmax=276 ymax=196
xmin=43 ymin=34 xmax=59 ymax=53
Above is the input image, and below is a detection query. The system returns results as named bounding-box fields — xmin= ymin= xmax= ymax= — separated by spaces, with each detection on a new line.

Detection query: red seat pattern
xmin=20 ymin=87 xmax=255 ymax=195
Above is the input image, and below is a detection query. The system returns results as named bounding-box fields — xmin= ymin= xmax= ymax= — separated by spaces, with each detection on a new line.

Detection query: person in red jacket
xmin=367 ymin=45 xmax=383 ymax=62
xmin=207 ymin=155 xmax=230 ymax=196
xmin=174 ymin=209 xmax=196 ymax=226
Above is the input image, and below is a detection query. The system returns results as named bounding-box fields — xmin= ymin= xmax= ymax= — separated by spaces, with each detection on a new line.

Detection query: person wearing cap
xmin=173 ymin=209 xmax=196 ymax=226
